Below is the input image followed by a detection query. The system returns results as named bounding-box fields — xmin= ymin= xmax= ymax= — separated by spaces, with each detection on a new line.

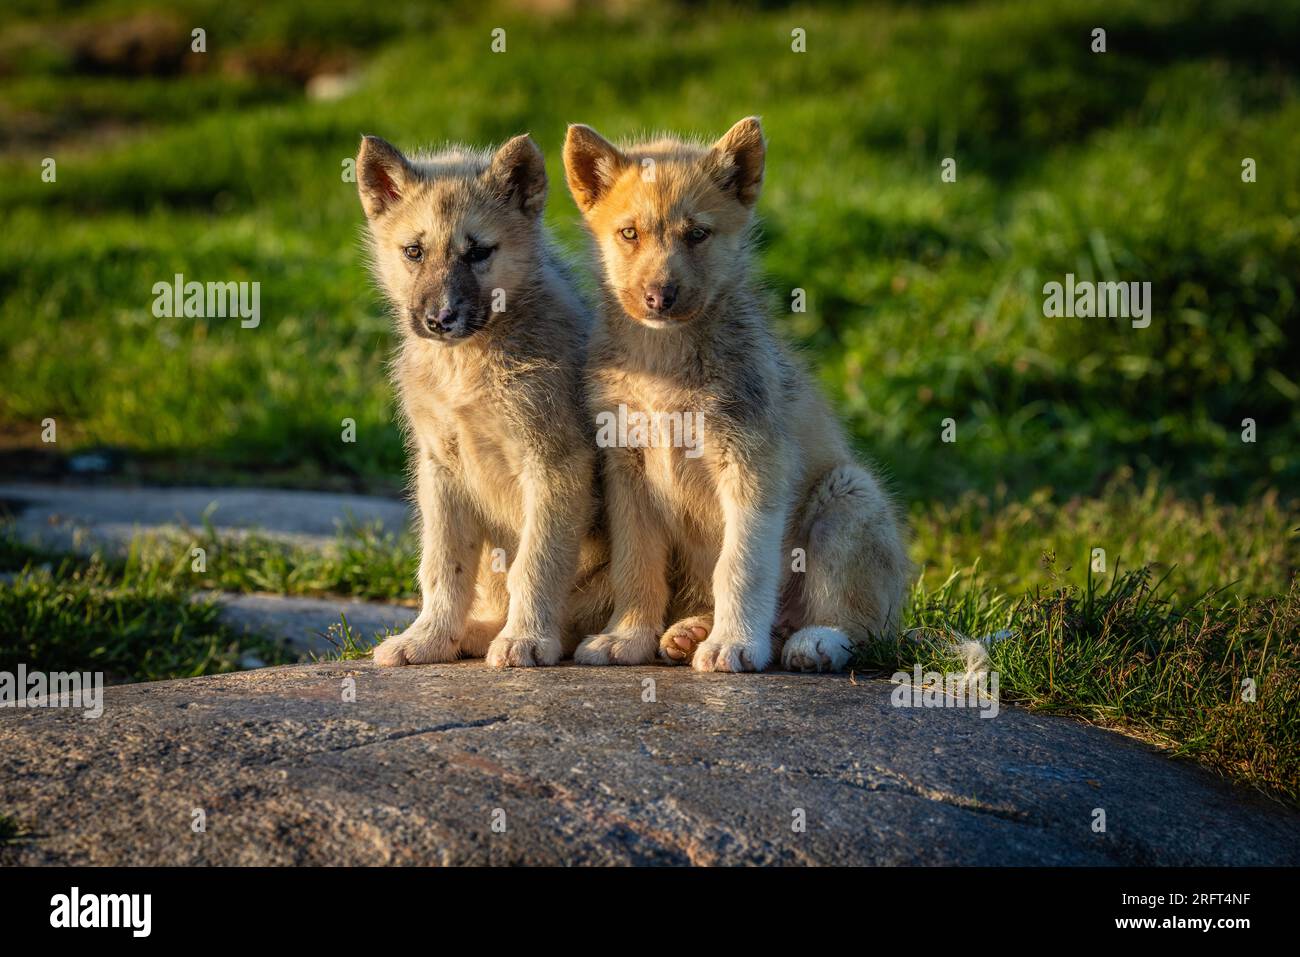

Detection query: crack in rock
xmin=326 ymin=715 xmax=510 ymax=754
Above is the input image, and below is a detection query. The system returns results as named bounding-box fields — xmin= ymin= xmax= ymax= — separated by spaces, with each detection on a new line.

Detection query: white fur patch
xmin=781 ymin=626 xmax=853 ymax=673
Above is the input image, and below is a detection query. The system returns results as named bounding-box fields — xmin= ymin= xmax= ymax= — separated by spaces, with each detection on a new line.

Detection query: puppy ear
xmin=357 ymin=135 xmax=416 ymax=219
xmin=486 ymin=134 xmax=548 ymax=218
xmin=563 ymin=124 xmax=628 ymax=213
xmin=705 ymin=116 xmax=765 ymax=207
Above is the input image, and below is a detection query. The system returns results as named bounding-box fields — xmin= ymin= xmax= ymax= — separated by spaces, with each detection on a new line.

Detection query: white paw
xmin=692 ymin=632 xmax=772 ymax=673
xmin=574 ymin=629 xmax=658 ymax=665
xmin=486 ymin=630 xmax=562 ymax=668
xmin=781 ymin=626 xmax=853 ymax=673
xmin=658 ymin=616 xmax=711 ymax=664
xmin=372 ymin=622 xmax=458 ymax=667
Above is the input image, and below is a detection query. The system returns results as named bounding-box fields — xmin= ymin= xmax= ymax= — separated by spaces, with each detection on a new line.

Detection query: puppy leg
xmin=780 ymin=464 xmax=910 ymax=673
xmin=458 ymin=546 xmax=510 ymax=658
xmin=487 ymin=457 xmax=588 ymax=668
xmin=657 ymin=539 xmax=717 ymax=664
xmin=564 ymin=539 xmax=615 ymax=658
xmin=693 ymin=458 xmax=788 ymax=673
xmin=575 ymin=450 xmax=667 ymax=665
xmin=374 ymin=451 xmax=480 ymax=666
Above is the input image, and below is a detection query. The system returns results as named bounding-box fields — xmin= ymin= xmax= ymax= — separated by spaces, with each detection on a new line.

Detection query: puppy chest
xmin=425 ymin=414 xmax=527 ymax=521
xmin=640 ymin=446 xmax=721 ymax=534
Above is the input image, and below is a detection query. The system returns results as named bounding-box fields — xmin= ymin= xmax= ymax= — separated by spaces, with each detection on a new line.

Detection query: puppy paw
xmin=692 ymin=632 xmax=772 ymax=673
xmin=781 ymin=626 xmax=853 ymax=673
xmin=658 ymin=615 xmax=712 ymax=664
xmin=372 ymin=621 xmax=458 ymax=667
xmin=486 ymin=629 xmax=562 ymax=668
xmin=574 ymin=629 xmax=658 ymax=665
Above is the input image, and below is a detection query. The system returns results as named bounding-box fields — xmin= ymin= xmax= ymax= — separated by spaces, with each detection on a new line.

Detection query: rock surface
xmin=2 ymin=662 xmax=1297 ymax=866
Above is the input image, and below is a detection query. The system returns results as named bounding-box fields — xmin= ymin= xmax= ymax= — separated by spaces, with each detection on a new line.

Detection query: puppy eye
xmin=403 ymin=244 xmax=423 ymax=262
xmin=464 ymin=244 xmax=495 ymax=264
xmin=619 ymin=227 xmax=638 ymax=242
xmin=686 ymin=226 xmax=710 ymax=244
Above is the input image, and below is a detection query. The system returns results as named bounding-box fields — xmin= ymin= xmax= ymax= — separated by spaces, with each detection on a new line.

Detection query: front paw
xmin=486 ymin=629 xmax=562 ymax=668
xmin=692 ymin=631 xmax=772 ymax=673
xmin=372 ymin=621 xmax=458 ymax=667
xmin=574 ymin=629 xmax=658 ymax=665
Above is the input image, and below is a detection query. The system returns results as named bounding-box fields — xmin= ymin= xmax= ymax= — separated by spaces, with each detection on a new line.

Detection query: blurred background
xmin=0 ymin=0 xmax=1296 ymax=596
xmin=2 ymin=0 xmax=1298 ymax=799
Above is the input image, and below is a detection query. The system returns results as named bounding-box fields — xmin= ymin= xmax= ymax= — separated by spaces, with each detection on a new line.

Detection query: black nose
xmin=425 ymin=306 xmax=458 ymax=332
xmin=644 ymin=283 xmax=678 ymax=312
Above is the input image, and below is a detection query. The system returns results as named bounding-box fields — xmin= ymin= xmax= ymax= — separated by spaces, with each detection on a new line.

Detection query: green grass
xmin=1 ymin=0 xmax=1297 ymax=499
xmin=89 ymin=472 xmax=1288 ymax=603
xmin=863 ymin=562 xmax=1300 ymax=803
xmin=310 ymin=612 xmax=399 ymax=662
xmin=187 ymin=520 xmax=416 ymax=600
xmin=910 ymin=470 xmax=1297 ymax=600
xmin=0 ymin=540 xmax=289 ymax=684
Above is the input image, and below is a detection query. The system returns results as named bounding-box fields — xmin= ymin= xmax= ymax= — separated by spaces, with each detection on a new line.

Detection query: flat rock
xmin=2 ymin=662 xmax=1297 ymax=866
xmin=0 ymin=482 xmax=409 ymax=552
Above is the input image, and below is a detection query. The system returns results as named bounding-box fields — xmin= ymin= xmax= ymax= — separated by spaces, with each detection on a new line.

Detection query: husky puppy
xmin=357 ymin=133 xmax=608 ymax=667
xmin=563 ymin=117 xmax=910 ymax=672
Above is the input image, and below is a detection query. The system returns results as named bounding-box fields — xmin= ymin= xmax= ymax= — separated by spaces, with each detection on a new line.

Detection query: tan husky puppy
xmin=356 ymin=133 xmax=608 ymax=668
xmin=563 ymin=117 xmax=910 ymax=673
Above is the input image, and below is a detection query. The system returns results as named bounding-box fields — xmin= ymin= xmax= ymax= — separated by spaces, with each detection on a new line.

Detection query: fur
xmin=563 ymin=117 xmax=911 ymax=673
xmin=356 ymin=133 xmax=610 ymax=667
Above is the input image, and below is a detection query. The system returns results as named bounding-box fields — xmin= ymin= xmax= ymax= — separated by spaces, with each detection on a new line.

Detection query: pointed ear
xmin=705 ymin=116 xmax=765 ymax=207
xmin=357 ymin=135 xmax=416 ymax=219
xmin=563 ymin=124 xmax=628 ymax=213
xmin=485 ymin=134 xmax=548 ymax=218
